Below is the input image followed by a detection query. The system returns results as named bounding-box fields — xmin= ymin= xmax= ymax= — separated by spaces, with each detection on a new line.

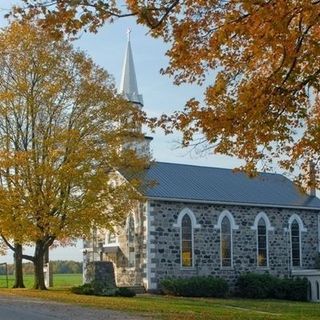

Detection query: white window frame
xmin=104 ymin=230 xmax=119 ymax=247
xmin=288 ymin=214 xmax=307 ymax=268
xmin=251 ymin=212 xmax=274 ymax=268
xmin=173 ymin=208 xmax=200 ymax=269
xmin=214 ymin=210 xmax=239 ymax=269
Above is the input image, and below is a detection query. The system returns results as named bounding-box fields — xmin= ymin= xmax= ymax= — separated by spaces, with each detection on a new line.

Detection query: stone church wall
xmin=147 ymin=200 xmax=319 ymax=290
xmin=102 ymin=202 xmax=147 ymax=288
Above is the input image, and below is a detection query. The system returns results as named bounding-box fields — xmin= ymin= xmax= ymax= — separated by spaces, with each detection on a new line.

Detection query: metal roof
xmin=142 ymin=162 xmax=320 ymax=210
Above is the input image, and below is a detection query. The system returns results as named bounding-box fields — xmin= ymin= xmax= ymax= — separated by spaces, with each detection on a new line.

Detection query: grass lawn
xmin=0 ymin=273 xmax=82 ymax=288
xmin=0 ymin=287 xmax=319 ymax=320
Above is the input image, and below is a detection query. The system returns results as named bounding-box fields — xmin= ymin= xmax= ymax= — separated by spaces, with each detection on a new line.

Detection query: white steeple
xmin=119 ymin=29 xmax=143 ymax=106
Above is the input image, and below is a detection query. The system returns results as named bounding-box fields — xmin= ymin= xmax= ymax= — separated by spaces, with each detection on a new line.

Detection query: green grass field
xmin=0 ymin=288 xmax=319 ymax=320
xmin=0 ymin=273 xmax=82 ymax=288
xmin=0 ymin=273 xmax=319 ymax=319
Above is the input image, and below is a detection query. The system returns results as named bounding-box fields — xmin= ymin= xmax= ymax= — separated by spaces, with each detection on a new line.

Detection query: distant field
xmin=0 ymin=273 xmax=82 ymax=288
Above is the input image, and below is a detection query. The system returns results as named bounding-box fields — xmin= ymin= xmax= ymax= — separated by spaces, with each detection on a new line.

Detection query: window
xmin=221 ymin=216 xmax=232 ymax=267
xmin=181 ymin=214 xmax=193 ymax=267
xmin=257 ymin=218 xmax=267 ymax=267
xmin=127 ymin=215 xmax=135 ymax=267
xmin=128 ymin=215 xmax=135 ymax=243
xmin=291 ymin=220 xmax=300 ymax=267
xmin=287 ymin=214 xmax=306 ymax=268
xmin=173 ymin=208 xmax=200 ymax=268
xmin=108 ymin=232 xmax=117 ymax=244
xmin=317 ymin=281 xmax=320 ymax=300
xmin=214 ymin=210 xmax=238 ymax=268
xmin=251 ymin=212 xmax=274 ymax=268
xmin=105 ymin=231 xmax=118 ymax=246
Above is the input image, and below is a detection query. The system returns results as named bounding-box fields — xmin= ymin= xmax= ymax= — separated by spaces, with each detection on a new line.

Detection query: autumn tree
xmin=0 ymin=22 xmax=146 ymax=289
xmin=12 ymin=0 xmax=320 ymax=188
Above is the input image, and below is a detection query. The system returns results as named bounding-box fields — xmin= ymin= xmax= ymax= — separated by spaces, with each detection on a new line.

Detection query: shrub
xmin=71 ymin=283 xmax=95 ymax=295
xmin=236 ymin=273 xmax=308 ymax=301
xmin=71 ymin=282 xmax=136 ymax=297
xmin=160 ymin=276 xmax=229 ymax=298
xmin=284 ymin=277 xmax=308 ymax=301
xmin=115 ymin=287 xmax=136 ymax=297
xmin=236 ymin=273 xmax=276 ymax=299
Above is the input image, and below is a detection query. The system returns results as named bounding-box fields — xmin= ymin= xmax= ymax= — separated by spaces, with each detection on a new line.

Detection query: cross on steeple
xmin=127 ymin=28 xmax=131 ymax=41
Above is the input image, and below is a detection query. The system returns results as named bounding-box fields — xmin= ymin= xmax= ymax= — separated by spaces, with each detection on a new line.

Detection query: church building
xmin=83 ymin=34 xmax=320 ymax=301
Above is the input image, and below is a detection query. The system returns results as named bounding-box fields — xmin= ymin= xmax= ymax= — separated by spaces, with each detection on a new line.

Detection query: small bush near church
xmin=71 ymin=283 xmax=95 ymax=295
xmin=115 ymin=287 xmax=136 ymax=297
xmin=160 ymin=276 xmax=229 ymax=298
xmin=236 ymin=273 xmax=308 ymax=301
xmin=71 ymin=282 xmax=136 ymax=297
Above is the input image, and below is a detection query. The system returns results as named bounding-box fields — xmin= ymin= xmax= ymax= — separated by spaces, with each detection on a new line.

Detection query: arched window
xmin=127 ymin=214 xmax=135 ymax=267
xmin=221 ymin=216 xmax=232 ymax=267
xmin=181 ymin=214 xmax=193 ymax=267
xmin=128 ymin=215 xmax=135 ymax=243
xmin=173 ymin=208 xmax=200 ymax=268
xmin=257 ymin=218 xmax=267 ymax=267
xmin=291 ymin=220 xmax=300 ymax=267
xmin=215 ymin=210 xmax=238 ymax=268
xmin=287 ymin=214 xmax=306 ymax=268
xmin=251 ymin=212 xmax=273 ymax=268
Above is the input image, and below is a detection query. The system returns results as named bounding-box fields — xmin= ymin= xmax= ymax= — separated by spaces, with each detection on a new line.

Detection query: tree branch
xmin=1 ymin=234 xmax=14 ymax=251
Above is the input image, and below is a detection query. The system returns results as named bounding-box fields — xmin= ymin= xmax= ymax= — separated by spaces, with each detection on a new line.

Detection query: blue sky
xmin=0 ymin=3 xmax=243 ymax=262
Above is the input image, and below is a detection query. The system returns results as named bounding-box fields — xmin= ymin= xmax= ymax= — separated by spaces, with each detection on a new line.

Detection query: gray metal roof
xmin=142 ymin=162 xmax=320 ymax=210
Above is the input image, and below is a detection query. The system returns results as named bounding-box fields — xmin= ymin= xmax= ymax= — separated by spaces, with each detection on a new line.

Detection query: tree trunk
xmin=33 ymin=241 xmax=46 ymax=290
xmin=12 ymin=243 xmax=25 ymax=288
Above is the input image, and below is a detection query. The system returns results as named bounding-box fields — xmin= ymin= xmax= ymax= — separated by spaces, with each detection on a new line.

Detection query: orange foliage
xmin=13 ymin=1 xmax=320 ymax=187
xmin=0 ymin=21 xmax=146 ymax=249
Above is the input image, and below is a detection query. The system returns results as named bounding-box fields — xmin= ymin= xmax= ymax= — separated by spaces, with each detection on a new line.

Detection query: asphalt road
xmin=0 ymin=295 xmax=146 ymax=320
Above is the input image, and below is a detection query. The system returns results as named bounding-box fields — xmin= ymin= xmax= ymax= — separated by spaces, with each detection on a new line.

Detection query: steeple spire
xmin=119 ymin=29 xmax=143 ymax=106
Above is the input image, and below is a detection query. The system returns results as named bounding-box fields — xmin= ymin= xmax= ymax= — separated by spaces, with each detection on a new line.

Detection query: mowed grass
xmin=0 ymin=273 xmax=82 ymax=288
xmin=0 ymin=287 xmax=319 ymax=320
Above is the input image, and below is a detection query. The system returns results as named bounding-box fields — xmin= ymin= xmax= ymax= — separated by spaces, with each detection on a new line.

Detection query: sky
xmin=0 ymin=2 xmax=241 ymax=263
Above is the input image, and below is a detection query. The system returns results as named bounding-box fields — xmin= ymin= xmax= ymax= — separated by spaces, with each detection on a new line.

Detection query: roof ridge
xmin=153 ymin=161 xmax=282 ymax=177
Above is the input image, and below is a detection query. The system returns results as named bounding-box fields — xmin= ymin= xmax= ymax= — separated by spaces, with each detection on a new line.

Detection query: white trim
xmin=289 ymin=214 xmax=305 ymax=268
xmin=173 ymin=208 xmax=199 ymax=269
xmin=126 ymin=213 xmax=136 ymax=268
xmin=173 ymin=208 xmax=201 ymax=228
xmin=104 ymin=230 xmax=119 ymax=247
xmin=214 ymin=209 xmax=239 ymax=230
xmin=145 ymin=200 xmax=156 ymax=290
xmin=251 ymin=212 xmax=274 ymax=231
xmin=180 ymin=222 xmax=195 ymax=269
xmin=251 ymin=212 xmax=274 ymax=268
xmin=256 ymin=218 xmax=269 ymax=268
xmin=147 ymin=196 xmax=320 ymax=211
xmin=146 ymin=200 xmax=157 ymax=290
xmin=288 ymin=214 xmax=307 ymax=232
xmin=215 ymin=210 xmax=238 ymax=268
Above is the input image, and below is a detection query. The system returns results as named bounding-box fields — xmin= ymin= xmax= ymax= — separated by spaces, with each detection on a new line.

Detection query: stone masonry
xmin=145 ymin=200 xmax=319 ymax=290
